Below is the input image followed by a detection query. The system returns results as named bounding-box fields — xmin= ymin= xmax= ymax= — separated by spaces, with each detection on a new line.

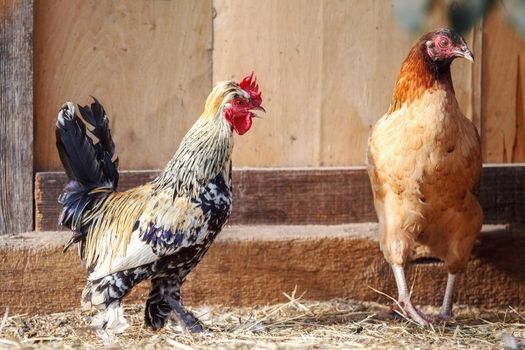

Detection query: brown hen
xmin=367 ymin=29 xmax=482 ymax=325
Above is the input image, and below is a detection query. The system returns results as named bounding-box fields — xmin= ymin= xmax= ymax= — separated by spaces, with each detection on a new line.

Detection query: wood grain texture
xmin=32 ymin=1 xmax=525 ymax=170
xmin=482 ymin=9 xmax=525 ymax=163
xmin=470 ymin=23 xmax=484 ymax=133
xmin=212 ymin=0 xmax=478 ymax=167
xmin=34 ymin=168 xmax=376 ymax=230
xmin=35 ymin=166 xmax=525 ymax=231
xmin=0 ymin=0 xmax=33 ymax=234
xmin=1 ymin=225 xmax=523 ymax=315
xmin=212 ymin=0 xmax=324 ymax=167
xmin=34 ymin=0 xmax=212 ymax=171
xmin=319 ymin=0 xmax=477 ymax=166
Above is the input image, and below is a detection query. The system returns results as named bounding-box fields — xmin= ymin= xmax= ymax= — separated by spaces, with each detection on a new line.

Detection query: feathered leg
xmin=145 ymin=274 xmax=204 ymax=332
xmin=82 ymin=265 xmax=152 ymax=338
xmin=391 ymin=264 xmax=431 ymax=326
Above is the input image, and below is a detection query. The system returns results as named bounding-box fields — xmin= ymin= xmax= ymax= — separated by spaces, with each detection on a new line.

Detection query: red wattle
xmin=232 ymin=113 xmax=253 ymax=135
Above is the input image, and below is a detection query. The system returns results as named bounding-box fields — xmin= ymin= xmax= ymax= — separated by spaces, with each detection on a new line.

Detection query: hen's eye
xmin=236 ymin=99 xmax=244 ymax=105
xmin=439 ymin=38 xmax=449 ymax=47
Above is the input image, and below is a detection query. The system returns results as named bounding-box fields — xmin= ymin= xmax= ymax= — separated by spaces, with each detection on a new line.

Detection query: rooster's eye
xmin=236 ymin=99 xmax=244 ymax=105
xmin=439 ymin=38 xmax=449 ymax=47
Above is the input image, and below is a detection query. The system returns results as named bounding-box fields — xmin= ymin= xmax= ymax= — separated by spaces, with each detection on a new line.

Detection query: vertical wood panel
xmin=0 ymin=0 xmax=33 ymax=234
xmin=34 ymin=0 xmax=212 ymax=171
xmin=213 ymin=0 xmax=477 ymax=167
xmin=321 ymin=1 xmax=477 ymax=166
xmin=32 ymin=1 xmax=517 ymax=169
xmin=482 ymin=9 xmax=525 ymax=163
xmin=213 ymin=0 xmax=323 ymax=167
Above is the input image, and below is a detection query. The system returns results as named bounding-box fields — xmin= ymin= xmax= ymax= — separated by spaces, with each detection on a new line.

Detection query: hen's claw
xmin=392 ymin=300 xmax=431 ymax=326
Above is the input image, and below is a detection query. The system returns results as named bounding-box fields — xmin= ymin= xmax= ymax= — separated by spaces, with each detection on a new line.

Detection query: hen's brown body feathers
xmin=368 ymin=87 xmax=482 ymax=271
xmin=367 ymin=29 xmax=482 ymax=324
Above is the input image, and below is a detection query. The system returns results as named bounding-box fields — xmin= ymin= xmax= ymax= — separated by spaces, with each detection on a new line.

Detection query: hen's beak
xmin=457 ymin=47 xmax=474 ymax=62
xmin=250 ymin=106 xmax=266 ymax=118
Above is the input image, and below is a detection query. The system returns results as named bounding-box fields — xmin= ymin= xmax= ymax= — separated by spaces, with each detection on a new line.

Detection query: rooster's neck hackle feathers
xmin=153 ymin=81 xmax=241 ymax=196
xmin=388 ymin=39 xmax=454 ymax=114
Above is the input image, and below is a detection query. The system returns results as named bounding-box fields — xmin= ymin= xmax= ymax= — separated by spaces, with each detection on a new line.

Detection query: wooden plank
xmin=1 ymin=225 xmax=523 ymax=315
xmin=482 ymin=9 xmax=525 ymax=162
xmin=0 ymin=0 xmax=33 ymax=234
xmin=470 ymin=23 xmax=484 ymax=134
xmin=319 ymin=0 xmax=477 ymax=166
xmin=212 ymin=0 xmax=323 ymax=167
xmin=34 ymin=168 xmax=376 ymax=230
xmin=212 ymin=0 xmax=478 ymax=167
xmin=34 ymin=0 xmax=212 ymax=171
xmin=478 ymin=164 xmax=525 ymax=225
xmin=35 ymin=166 xmax=525 ymax=231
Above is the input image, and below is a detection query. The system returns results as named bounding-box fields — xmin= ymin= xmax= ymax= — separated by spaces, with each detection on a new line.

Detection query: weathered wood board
xmin=482 ymin=9 xmax=525 ymax=163
xmin=212 ymin=0 xmax=478 ymax=167
xmin=34 ymin=168 xmax=376 ymax=230
xmin=32 ymin=0 xmax=504 ymax=172
xmin=35 ymin=165 xmax=525 ymax=231
xmin=34 ymin=0 xmax=213 ymax=171
xmin=0 ymin=0 xmax=33 ymax=234
xmin=1 ymin=225 xmax=523 ymax=315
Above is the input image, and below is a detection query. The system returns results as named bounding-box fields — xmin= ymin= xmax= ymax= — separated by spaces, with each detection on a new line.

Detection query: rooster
xmin=55 ymin=73 xmax=264 ymax=336
xmin=367 ymin=29 xmax=482 ymax=325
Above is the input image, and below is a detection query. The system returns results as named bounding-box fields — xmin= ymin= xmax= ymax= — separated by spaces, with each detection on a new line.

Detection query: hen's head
xmin=422 ymin=28 xmax=473 ymax=65
xmin=203 ymin=72 xmax=265 ymax=135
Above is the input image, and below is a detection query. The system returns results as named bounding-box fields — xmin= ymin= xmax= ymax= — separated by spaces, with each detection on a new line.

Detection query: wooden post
xmin=0 ymin=0 xmax=33 ymax=234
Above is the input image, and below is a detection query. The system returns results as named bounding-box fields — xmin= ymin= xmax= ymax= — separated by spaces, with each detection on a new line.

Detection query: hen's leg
xmin=438 ymin=194 xmax=482 ymax=321
xmin=145 ymin=274 xmax=204 ymax=333
xmin=391 ymin=264 xmax=430 ymax=326
xmin=438 ymin=273 xmax=456 ymax=320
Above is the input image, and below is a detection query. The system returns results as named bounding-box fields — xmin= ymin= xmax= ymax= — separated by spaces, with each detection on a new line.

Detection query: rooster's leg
xmin=438 ymin=273 xmax=456 ymax=320
xmin=83 ymin=265 xmax=153 ymax=339
xmin=391 ymin=264 xmax=430 ymax=326
xmin=145 ymin=274 xmax=204 ymax=333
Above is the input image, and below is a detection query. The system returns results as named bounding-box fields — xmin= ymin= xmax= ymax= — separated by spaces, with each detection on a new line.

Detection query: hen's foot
xmin=391 ymin=299 xmax=431 ymax=326
xmin=437 ymin=309 xmax=455 ymax=322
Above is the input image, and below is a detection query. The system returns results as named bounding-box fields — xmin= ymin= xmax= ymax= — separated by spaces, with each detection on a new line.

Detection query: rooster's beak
xmin=250 ymin=106 xmax=266 ymax=118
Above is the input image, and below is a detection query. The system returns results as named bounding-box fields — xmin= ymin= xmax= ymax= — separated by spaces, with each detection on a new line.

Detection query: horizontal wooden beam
xmin=35 ymin=165 xmax=525 ymax=230
xmin=1 ymin=224 xmax=523 ymax=315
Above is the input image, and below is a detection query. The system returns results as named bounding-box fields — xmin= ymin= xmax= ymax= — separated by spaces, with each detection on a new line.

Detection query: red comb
xmin=239 ymin=72 xmax=262 ymax=106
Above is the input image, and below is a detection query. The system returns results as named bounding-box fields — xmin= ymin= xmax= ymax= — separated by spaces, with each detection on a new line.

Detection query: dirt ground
xmin=1 ymin=294 xmax=524 ymax=350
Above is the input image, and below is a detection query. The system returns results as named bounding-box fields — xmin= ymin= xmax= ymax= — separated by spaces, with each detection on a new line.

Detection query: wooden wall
xmin=482 ymin=9 xmax=525 ymax=163
xmin=34 ymin=0 xmax=212 ymax=170
xmin=34 ymin=0 xmax=525 ymax=171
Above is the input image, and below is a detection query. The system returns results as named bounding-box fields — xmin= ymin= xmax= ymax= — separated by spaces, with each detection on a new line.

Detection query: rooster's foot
xmin=168 ymin=298 xmax=205 ymax=333
xmin=88 ymin=303 xmax=129 ymax=343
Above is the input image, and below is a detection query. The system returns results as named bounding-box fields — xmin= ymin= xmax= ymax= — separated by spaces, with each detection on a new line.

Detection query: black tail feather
xmin=77 ymin=97 xmax=119 ymax=188
xmin=55 ymin=98 xmax=119 ymax=244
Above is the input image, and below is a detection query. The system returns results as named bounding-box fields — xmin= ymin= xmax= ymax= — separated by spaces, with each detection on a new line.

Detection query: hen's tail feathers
xmin=56 ymin=98 xmax=119 ymax=250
